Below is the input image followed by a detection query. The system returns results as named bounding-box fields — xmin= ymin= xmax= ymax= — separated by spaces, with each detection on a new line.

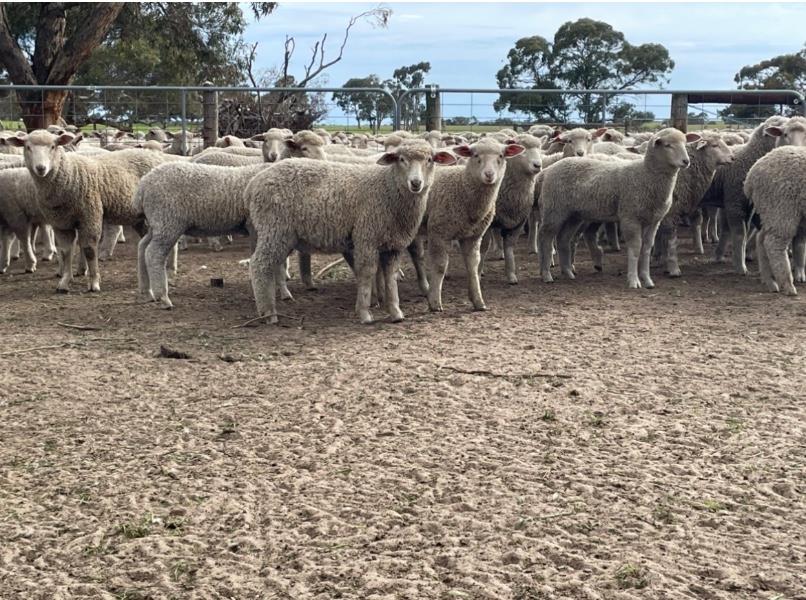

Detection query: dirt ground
xmin=1 ymin=230 xmax=804 ymax=600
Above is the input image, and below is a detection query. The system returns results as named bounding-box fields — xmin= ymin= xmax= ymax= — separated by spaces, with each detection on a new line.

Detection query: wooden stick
xmin=57 ymin=322 xmax=104 ymax=331
xmin=438 ymin=364 xmax=572 ymax=379
xmin=0 ymin=342 xmax=79 ymax=356
xmin=231 ymin=313 xmax=303 ymax=329
xmin=315 ymin=257 xmax=346 ymax=279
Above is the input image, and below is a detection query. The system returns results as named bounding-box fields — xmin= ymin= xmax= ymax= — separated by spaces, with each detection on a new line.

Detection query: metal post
xmin=601 ymin=93 xmax=607 ymax=126
xmin=425 ymin=84 xmax=441 ymax=132
xmin=180 ymin=89 xmax=188 ymax=155
xmin=201 ymin=81 xmax=218 ymax=149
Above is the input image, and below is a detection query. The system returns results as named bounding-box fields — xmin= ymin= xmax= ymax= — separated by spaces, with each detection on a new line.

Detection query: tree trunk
xmin=17 ymin=89 xmax=69 ymax=130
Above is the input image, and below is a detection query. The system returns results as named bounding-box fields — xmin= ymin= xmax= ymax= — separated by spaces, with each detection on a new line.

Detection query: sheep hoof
xmin=389 ymin=312 xmax=405 ymax=323
xmin=593 ymin=264 xmax=603 ymax=272
xmin=0 ymin=268 xmax=6 ymax=275
xmin=138 ymin=292 xmax=156 ymax=303
xmin=627 ymin=278 xmax=642 ymax=289
xmin=280 ymin=289 xmax=294 ymax=301
xmin=427 ymin=303 xmax=443 ymax=313
xmin=158 ymin=298 xmax=174 ymax=309
xmin=764 ymin=281 xmax=780 ymax=293
xmin=88 ymin=284 xmax=101 ymax=293
xmin=784 ymin=287 xmax=798 ymax=296
xmin=541 ymin=275 xmax=554 ymax=284
xmin=42 ymin=255 xmax=53 ymax=262
xmin=55 ymin=287 xmax=70 ymax=294
xmin=642 ymin=280 xmax=656 ymax=289
xmin=668 ymin=270 xmax=681 ymax=278
xmin=794 ymin=272 xmax=806 ymax=283
xmin=359 ymin=315 xmax=375 ymax=325
xmin=561 ymin=269 xmax=575 ymax=280
xmin=473 ymin=303 xmax=488 ymax=312
xmin=25 ymin=267 xmax=36 ymax=274
xmin=507 ymin=276 xmax=518 ymax=285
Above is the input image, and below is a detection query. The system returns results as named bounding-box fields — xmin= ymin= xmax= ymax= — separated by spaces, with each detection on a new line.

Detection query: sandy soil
xmin=1 ymin=231 xmax=804 ymax=600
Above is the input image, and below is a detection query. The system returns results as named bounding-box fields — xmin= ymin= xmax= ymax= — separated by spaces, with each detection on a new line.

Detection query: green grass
xmin=614 ymin=563 xmax=650 ymax=589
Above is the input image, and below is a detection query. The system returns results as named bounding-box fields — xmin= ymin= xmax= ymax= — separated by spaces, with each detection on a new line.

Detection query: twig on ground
xmin=0 ymin=337 xmax=134 ymax=357
xmin=57 ymin=322 xmax=105 ymax=331
xmin=231 ymin=314 xmax=304 ymax=329
xmin=438 ymin=364 xmax=572 ymax=379
xmin=315 ymin=257 xmax=346 ymax=279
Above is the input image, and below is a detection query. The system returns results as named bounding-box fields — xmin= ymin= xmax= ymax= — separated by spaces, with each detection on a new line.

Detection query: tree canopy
xmin=495 ymin=18 xmax=674 ymax=123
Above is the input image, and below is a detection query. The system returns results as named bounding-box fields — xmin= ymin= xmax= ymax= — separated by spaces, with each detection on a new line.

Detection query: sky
xmin=243 ymin=2 xmax=806 ymax=125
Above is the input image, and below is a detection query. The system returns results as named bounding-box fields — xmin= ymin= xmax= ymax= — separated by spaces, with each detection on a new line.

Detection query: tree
xmin=609 ymin=101 xmax=655 ymax=125
xmin=333 ymin=75 xmax=393 ymax=132
xmin=386 ymin=61 xmax=430 ymax=130
xmin=496 ymin=19 xmax=674 ymax=123
xmin=720 ymin=47 xmax=806 ymax=120
xmin=0 ymin=3 xmax=278 ymax=130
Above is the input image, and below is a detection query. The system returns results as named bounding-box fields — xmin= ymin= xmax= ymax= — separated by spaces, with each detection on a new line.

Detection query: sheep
xmin=215 ymin=135 xmax=245 ymax=148
xmin=134 ymin=131 xmax=328 ymax=308
xmin=592 ymin=141 xmax=629 ymax=155
xmin=528 ymin=125 xmax=554 ymax=139
xmin=406 ymin=138 xmax=523 ymax=311
xmin=743 ymin=145 xmax=806 ymax=295
xmin=478 ymin=134 xmax=542 ymax=284
xmin=705 ymin=115 xmax=799 ymax=274
xmin=0 ymin=168 xmax=56 ymax=273
xmin=0 ymin=132 xmax=25 ymax=155
xmin=247 ymin=140 xmax=456 ymax=325
xmin=192 ymin=152 xmax=263 ymax=167
xmin=313 ymin=128 xmax=333 ymax=144
xmin=647 ymin=131 xmax=734 ymax=277
xmin=720 ymin=132 xmax=745 ymax=146
xmin=598 ymin=128 xmax=625 ymax=144
xmin=538 ymin=128 xmax=697 ymax=289
xmin=145 ymin=127 xmax=169 ymax=143
xmin=6 ymin=130 xmax=171 ymax=292
xmin=421 ymin=130 xmax=442 ymax=149
xmin=163 ymin=130 xmax=201 ymax=156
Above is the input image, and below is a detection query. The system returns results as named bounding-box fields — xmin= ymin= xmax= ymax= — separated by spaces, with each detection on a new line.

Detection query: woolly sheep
xmin=705 ymin=116 xmax=798 ymax=274
xmin=6 ymin=130 xmax=170 ymax=292
xmin=538 ymin=128 xmax=698 ymax=289
xmin=649 ymin=131 xmax=733 ymax=277
xmin=0 ymin=132 xmax=25 ymax=155
xmin=743 ymin=145 xmax=806 ymax=295
xmin=407 ymin=138 xmax=522 ymax=311
xmin=0 ymin=168 xmax=56 ymax=273
xmin=215 ymin=135 xmax=246 ymax=148
xmin=598 ymin=128 xmax=625 ymax=144
xmin=247 ymin=140 xmax=455 ymax=325
xmin=134 ymin=132 xmax=328 ymax=308
xmin=479 ymin=134 xmax=542 ymax=284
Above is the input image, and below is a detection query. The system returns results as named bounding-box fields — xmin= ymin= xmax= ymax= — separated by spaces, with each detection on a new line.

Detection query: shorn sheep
xmin=247 ymin=140 xmax=456 ymax=325
xmin=538 ymin=128 xmax=698 ymax=289
xmin=134 ymin=131 xmax=327 ymax=308
xmin=408 ymin=138 xmax=524 ymax=312
xmin=6 ymin=130 xmax=168 ymax=292
xmin=743 ymin=145 xmax=806 ymax=295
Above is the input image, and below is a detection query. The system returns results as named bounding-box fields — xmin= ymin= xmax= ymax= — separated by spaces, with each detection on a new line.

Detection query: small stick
xmin=315 ymin=257 xmax=346 ymax=279
xmin=438 ymin=364 xmax=572 ymax=379
xmin=57 ymin=322 xmax=104 ymax=331
xmin=0 ymin=342 xmax=79 ymax=356
xmin=231 ymin=313 xmax=303 ymax=329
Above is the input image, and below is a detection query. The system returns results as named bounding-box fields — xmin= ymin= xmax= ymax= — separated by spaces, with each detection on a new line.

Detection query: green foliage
xmin=609 ymin=101 xmax=655 ymax=125
xmin=332 ymin=75 xmax=394 ymax=133
xmin=387 ymin=62 xmax=431 ymax=130
xmin=496 ymin=18 xmax=674 ymax=123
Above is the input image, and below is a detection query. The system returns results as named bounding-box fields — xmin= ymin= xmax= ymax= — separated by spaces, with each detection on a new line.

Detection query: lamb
xmin=743 ymin=145 xmax=806 ymax=295
xmin=479 ymin=134 xmax=542 ymax=284
xmin=0 ymin=168 xmax=56 ymax=273
xmin=215 ymin=135 xmax=246 ymax=148
xmin=163 ymin=130 xmax=200 ymax=156
xmin=407 ymin=138 xmax=522 ymax=312
xmin=134 ymin=131 xmax=328 ymax=308
xmin=648 ymin=131 xmax=733 ymax=276
xmin=0 ymin=132 xmax=24 ymax=155
xmin=598 ymin=128 xmax=625 ymax=144
xmin=538 ymin=128 xmax=697 ymax=289
xmin=704 ymin=116 xmax=800 ymax=274
xmin=6 ymin=130 xmax=171 ymax=292
xmin=247 ymin=140 xmax=456 ymax=325
xmin=145 ymin=127 xmax=169 ymax=143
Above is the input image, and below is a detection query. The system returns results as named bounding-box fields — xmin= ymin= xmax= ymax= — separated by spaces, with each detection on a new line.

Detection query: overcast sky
xmin=243 ymin=2 xmax=806 ymax=124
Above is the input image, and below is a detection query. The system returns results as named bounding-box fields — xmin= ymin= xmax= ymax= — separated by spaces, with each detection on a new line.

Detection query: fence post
xmin=425 ymin=84 xmax=441 ymax=132
xmin=180 ymin=89 xmax=188 ymax=155
xmin=202 ymin=81 xmax=218 ymax=149
xmin=601 ymin=93 xmax=607 ymax=126
xmin=671 ymin=93 xmax=688 ymax=133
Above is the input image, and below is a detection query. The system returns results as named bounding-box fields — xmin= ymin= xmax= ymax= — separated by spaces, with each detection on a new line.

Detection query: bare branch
xmin=0 ymin=5 xmax=37 ymax=85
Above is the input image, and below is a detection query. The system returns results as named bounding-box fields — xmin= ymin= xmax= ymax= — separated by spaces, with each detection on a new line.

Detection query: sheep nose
xmin=267 ymin=152 xmax=278 ymax=162
xmin=682 ymin=158 xmax=690 ymax=168
xmin=576 ymin=150 xmax=584 ymax=156
xmin=409 ymin=178 xmax=423 ymax=192
xmin=532 ymin=162 xmax=542 ymax=171
xmin=483 ymin=171 xmax=496 ymax=183
xmin=35 ymin=165 xmax=46 ymax=176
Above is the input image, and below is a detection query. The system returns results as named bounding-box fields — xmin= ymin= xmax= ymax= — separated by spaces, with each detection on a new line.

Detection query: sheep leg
xmin=708 ymin=208 xmax=720 ymax=243
xmin=99 ymin=223 xmax=122 ymax=260
xmin=354 ymin=250 xmax=378 ymax=325
xmin=20 ymin=224 xmax=36 ymax=273
xmin=169 ymin=243 xmax=178 ymax=275
xmin=278 ymin=257 xmax=293 ymax=301
xmin=54 ymin=229 xmax=75 ymax=292
xmin=726 ymin=214 xmax=749 ymax=275
xmin=489 ymin=228 xmax=505 ymax=260
xmin=478 ymin=229 xmax=492 ymax=277
xmin=714 ymin=209 xmax=730 ymax=263
xmin=764 ymin=230 xmax=796 ymax=295
xmin=538 ymin=222 xmax=558 ymax=283
xmin=792 ymin=231 xmax=806 ymax=283
xmin=36 ymin=224 xmax=56 ymax=261
xmin=556 ymin=220 xmax=580 ymax=280
xmin=502 ymin=228 xmax=520 ymax=284
xmin=380 ymin=251 xmax=404 ymax=322
xmin=374 ymin=262 xmax=386 ymax=308
xmin=665 ymin=224 xmax=682 ymax=277
xmin=426 ymin=237 xmax=450 ymax=312
xmin=604 ymin=222 xmax=620 ymax=252
xmin=745 ymin=227 xmax=757 ymax=263
xmin=639 ymin=221 xmax=661 ymax=289
xmin=78 ymin=228 xmax=101 ymax=292
xmin=208 ymin=236 xmax=223 ymax=252
xmin=0 ymin=228 xmax=12 ymax=274
xmin=582 ymin=223 xmax=604 ymax=273
xmin=249 ymin=234 xmax=286 ymax=324
xmin=621 ymin=220 xmax=642 ymax=289
xmin=691 ymin=209 xmax=705 ymax=255
xmin=755 ymin=230 xmax=777 ymax=293
xmin=527 ymin=207 xmax=540 ymax=254
xmin=9 ymin=236 xmax=20 ymax=260
xmin=407 ymin=237 xmax=429 ymax=296
xmin=137 ymin=231 xmax=155 ymax=302
xmin=298 ymin=252 xmax=316 ymax=290
xmin=144 ymin=234 xmax=177 ymax=308
xmin=459 ymin=236 xmax=487 ymax=311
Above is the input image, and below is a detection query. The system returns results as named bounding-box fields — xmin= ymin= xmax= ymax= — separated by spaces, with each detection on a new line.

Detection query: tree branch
xmin=32 ymin=3 xmax=66 ymax=83
xmin=46 ymin=3 xmax=125 ymax=84
xmin=0 ymin=4 xmax=37 ymax=84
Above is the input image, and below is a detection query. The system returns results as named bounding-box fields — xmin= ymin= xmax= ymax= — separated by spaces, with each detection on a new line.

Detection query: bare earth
xmin=1 ymin=231 xmax=804 ymax=600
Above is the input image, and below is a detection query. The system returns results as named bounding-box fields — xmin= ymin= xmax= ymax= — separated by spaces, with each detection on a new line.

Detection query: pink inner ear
xmin=765 ymin=126 xmax=784 ymax=137
xmin=593 ymin=128 xmax=608 ymax=138
xmin=504 ymin=144 xmax=525 ymax=157
xmin=685 ymin=133 xmax=702 ymax=143
xmin=453 ymin=145 xmax=473 ymax=158
xmin=433 ymin=151 xmax=456 ymax=165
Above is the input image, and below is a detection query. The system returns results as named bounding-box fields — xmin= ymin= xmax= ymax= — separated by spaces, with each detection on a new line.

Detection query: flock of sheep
xmin=0 ymin=113 xmax=804 ymax=325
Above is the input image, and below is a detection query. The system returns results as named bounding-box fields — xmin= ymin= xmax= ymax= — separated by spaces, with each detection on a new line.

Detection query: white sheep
xmin=134 ymin=131 xmax=327 ymax=308
xmin=6 ymin=130 xmax=170 ymax=292
xmin=538 ymin=128 xmax=697 ymax=289
xmin=743 ymin=145 xmax=806 ymax=295
xmin=247 ymin=140 xmax=455 ymax=325
xmin=407 ymin=138 xmax=522 ymax=311
xmin=0 ymin=168 xmax=56 ymax=273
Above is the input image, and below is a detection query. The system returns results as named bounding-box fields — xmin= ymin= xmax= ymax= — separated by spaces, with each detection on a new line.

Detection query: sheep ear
xmin=550 ymin=129 xmax=562 ymax=140
xmin=626 ymin=146 xmax=641 ymax=154
xmin=764 ymin=126 xmax=784 ymax=137
xmin=593 ymin=127 xmax=608 ymax=138
xmin=433 ymin=151 xmax=456 ymax=166
xmin=250 ymin=133 xmax=266 ymax=141
xmin=452 ymin=145 xmax=473 ymax=158
xmin=115 ymin=130 xmax=127 ymax=139
xmin=3 ymin=133 xmax=26 ymax=147
xmin=504 ymin=144 xmax=525 ymax=158
xmin=72 ymin=132 xmax=84 ymax=146
xmin=695 ymin=139 xmax=708 ymax=150
xmin=91 ymin=131 xmax=102 ymax=138
xmin=56 ymin=133 xmax=75 ymax=146
xmin=164 ymin=131 xmax=175 ymax=140
xmin=285 ymin=139 xmax=300 ymax=151
xmin=377 ymin=151 xmax=399 ymax=165
xmin=685 ymin=133 xmax=701 ymax=143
